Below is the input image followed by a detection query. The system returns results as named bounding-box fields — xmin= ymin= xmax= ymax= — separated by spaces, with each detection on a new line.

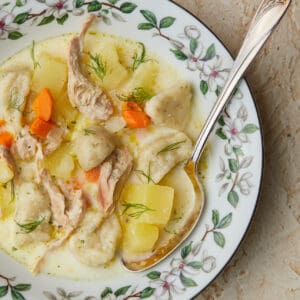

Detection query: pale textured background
xmin=172 ymin=0 xmax=300 ymax=299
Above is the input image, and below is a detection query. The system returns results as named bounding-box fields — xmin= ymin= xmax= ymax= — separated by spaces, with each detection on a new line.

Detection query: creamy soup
xmin=0 ymin=16 xmax=205 ymax=280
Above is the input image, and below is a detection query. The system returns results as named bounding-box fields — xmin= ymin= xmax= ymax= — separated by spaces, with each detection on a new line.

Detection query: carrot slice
xmin=122 ymin=101 xmax=143 ymax=112
xmin=0 ymin=120 xmax=6 ymax=127
xmin=32 ymin=88 xmax=53 ymax=121
xmin=122 ymin=101 xmax=151 ymax=129
xmin=85 ymin=167 xmax=100 ymax=183
xmin=0 ymin=132 xmax=14 ymax=148
xmin=30 ymin=118 xmax=53 ymax=139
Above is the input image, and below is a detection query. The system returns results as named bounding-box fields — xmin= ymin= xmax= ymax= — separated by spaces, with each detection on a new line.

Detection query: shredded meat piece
xmin=67 ymin=14 xmax=113 ymax=120
xmin=34 ymin=143 xmax=44 ymax=184
xmin=98 ymin=148 xmax=133 ymax=215
xmin=41 ymin=169 xmax=84 ymax=227
xmin=44 ymin=126 xmax=67 ymax=155
xmin=41 ymin=170 xmax=85 ymax=228
xmin=41 ymin=169 xmax=68 ymax=227
xmin=13 ymin=125 xmax=64 ymax=161
xmin=57 ymin=180 xmax=85 ymax=228
xmin=13 ymin=127 xmax=38 ymax=160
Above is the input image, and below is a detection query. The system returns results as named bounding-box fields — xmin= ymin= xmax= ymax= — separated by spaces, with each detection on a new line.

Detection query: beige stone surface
xmin=172 ymin=0 xmax=300 ymax=299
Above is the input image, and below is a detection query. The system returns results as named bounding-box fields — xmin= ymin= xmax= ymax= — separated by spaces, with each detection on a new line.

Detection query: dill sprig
xmin=117 ymin=87 xmax=154 ymax=105
xmin=135 ymin=163 xmax=156 ymax=184
xmin=7 ymin=87 xmax=24 ymax=112
xmin=82 ymin=128 xmax=96 ymax=136
xmin=30 ymin=40 xmax=40 ymax=70
xmin=15 ymin=216 xmax=45 ymax=234
xmin=122 ymin=202 xmax=155 ymax=219
xmin=132 ymin=42 xmax=151 ymax=71
xmin=87 ymin=52 xmax=107 ymax=81
xmin=157 ymin=140 xmax=186 ymax=155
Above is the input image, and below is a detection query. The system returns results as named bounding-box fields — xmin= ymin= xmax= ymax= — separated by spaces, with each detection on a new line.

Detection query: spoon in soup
xmin=122 ymin=0 xmax=291 ymax=272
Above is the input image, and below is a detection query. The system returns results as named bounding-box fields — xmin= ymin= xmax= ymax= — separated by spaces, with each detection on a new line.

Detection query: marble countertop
xmin=172 ymin=0 xmax=300 ymax=299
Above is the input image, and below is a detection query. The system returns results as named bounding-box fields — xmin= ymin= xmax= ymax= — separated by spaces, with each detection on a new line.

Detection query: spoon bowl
xmin=122 ymin=160 xmax=205 ymax=272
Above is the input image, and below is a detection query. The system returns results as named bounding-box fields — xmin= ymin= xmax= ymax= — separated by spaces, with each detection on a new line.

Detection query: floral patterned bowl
xmin=0 ymin=1 xmax=263 ymax=299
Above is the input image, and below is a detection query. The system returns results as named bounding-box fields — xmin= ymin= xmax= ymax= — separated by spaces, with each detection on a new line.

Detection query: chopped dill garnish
xmin=157 ymin=140 xmax=186 ymax=155
xmin=132 ymin=42 xmax=150 ymax=71
xmin=7 ymin=87 xmax=24 ymax=112
xmin=117 ymin=87 xmax=154 ymax=105
xmin=30 ymin=40 xmax=40 ymax=70
xmin=15 ymin=216 xmax=45 ymax=234
xmin=122 ymin=202 xmax=155 ymax=219
xmin=87 ymin=52 xmax=107 ymax=81
xmin=82 ymin=128 xmax=96 ymax=136
xmin=135 ymin=163 xmax=156 ymax=184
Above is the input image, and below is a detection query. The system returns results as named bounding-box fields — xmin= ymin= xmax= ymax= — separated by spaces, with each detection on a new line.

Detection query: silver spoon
xmin=123 ymin=0 xmax=291 ymax=272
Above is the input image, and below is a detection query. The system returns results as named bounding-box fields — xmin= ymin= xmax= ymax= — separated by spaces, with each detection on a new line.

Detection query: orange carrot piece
xmin=122 ymin=102 xmax=151 ymax=129
xmin=122 ymin=102 xmax=142 ymax=112
xmin=0 ymin=131 xmax=14 ymax=148
xmin=122 ymin=110 xmax=151 ymax=128
xmin=85 ymin=167 xmax=100 ymax=183
xmin=30 ymin=118 xmax=53 ymax=139
xmin=0 ymin=120 xmax=6 ymax=127
xmin=32 ymin=88 xmax=53 ymax=121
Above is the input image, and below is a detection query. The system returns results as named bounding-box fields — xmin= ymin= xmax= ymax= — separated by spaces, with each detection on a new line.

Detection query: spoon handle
xmin=190 ymin=0 xmax=291 ymax=165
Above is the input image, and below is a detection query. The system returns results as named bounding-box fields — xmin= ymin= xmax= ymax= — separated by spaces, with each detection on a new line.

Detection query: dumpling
xmin=0 ymin=70 xmax=31 ymax=134
xmin=69 ymin=210 xmax=121 ymax=267
xmin=136 ymin=128 xmax=192 ymax=183
xmin=14 ymin=182 xmax=51 ymax=247
xmin=74 ymin=125 xmax=115 ymax=171
xmin=145 ymin=83 xmax=192 ymax=130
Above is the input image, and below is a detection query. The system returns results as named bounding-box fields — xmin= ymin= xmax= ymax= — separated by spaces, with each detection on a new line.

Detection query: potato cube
xmin=85 ymin=40 xmax=129 ymax=91
xmin=0 ymin=185 xmax=14 ymax=220
xmin=43 ymin=144 xmax=74 ymax=179
xmin=31 ymin=53 xmax=67 ymax=99
xmin=52 ymin=89 xmax=78 ymax=126
xmin=0 ymin=160 xmax=14 ymax=184
xmin=122 ymin=184 xmax=174 ymax=226
xmin=123 ymin=223 xmax=159 ymax=253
